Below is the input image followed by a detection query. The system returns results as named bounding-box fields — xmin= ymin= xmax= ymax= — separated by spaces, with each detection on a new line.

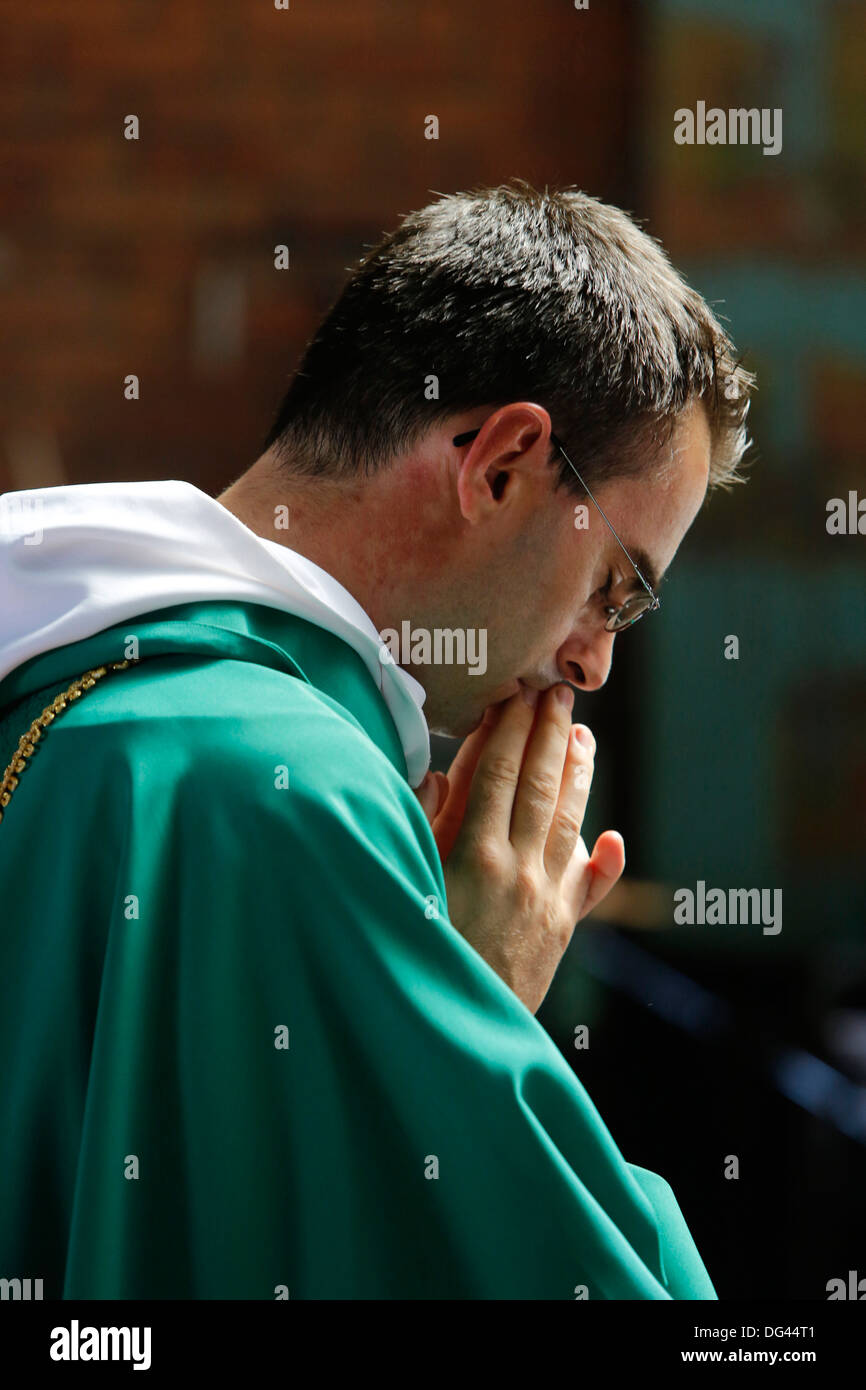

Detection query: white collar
xmin=0 ymin=479 xmax=432 ymax=786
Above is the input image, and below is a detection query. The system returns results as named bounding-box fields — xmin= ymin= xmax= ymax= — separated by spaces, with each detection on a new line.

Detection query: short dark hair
xmin=261 ymin=179 xmax=754 ymax=496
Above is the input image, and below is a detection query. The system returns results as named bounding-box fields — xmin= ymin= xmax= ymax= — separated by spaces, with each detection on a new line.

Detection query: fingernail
xmin=521 ymin=684 xmax=538 ymax=707
xmin=574 ymin=724 xmax=594 ymax=750
xmin=555 ymin=684 xmax=574 ymax=710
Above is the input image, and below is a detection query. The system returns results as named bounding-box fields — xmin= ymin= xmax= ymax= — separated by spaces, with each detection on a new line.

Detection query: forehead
xmin=599 ymin=404 xmax=712 ymax=584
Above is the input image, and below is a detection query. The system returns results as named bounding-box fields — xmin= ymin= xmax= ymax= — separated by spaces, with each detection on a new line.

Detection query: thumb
xmin=414 ymin=770 xmax=441 ymax=825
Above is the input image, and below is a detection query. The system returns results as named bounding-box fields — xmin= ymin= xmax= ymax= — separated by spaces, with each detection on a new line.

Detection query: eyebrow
xmin=619 ymin=546 xmax=663 ymax=595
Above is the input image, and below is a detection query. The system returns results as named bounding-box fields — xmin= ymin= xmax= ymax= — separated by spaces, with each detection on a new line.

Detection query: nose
xmin=556 ymin=627 xmax=616 ymax=692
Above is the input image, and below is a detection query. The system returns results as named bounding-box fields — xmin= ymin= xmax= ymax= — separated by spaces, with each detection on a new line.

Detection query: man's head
xmin=226 ymin=180 xmax=754 ymax=738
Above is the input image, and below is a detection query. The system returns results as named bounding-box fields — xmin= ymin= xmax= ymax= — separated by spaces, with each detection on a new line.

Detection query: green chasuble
xmin=0 ymin=600 xmax=717 ymax=1299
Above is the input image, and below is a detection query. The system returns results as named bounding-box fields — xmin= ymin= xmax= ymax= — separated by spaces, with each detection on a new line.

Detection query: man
xmin=0 ymin=180 xmax=752 ymax=1299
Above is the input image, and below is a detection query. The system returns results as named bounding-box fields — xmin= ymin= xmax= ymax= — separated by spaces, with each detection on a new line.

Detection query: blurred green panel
xmin=636 ymin=557 xmax=866 ymax=947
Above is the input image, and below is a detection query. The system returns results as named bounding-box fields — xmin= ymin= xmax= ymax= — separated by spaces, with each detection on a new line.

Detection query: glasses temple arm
xmin=554 ymin=439 xmax=658 ymax=601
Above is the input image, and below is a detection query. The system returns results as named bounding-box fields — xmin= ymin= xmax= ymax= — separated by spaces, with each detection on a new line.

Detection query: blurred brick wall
xmin=0 ymin=0 xmax=638 ymax=497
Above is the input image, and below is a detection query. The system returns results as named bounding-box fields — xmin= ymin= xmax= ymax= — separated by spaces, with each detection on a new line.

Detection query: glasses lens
xmin=605 ymin=595 xmax=653 ymax=632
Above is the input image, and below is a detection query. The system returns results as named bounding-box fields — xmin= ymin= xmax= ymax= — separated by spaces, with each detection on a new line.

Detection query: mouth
xmin=501 ymin=678 xmax=545 ymax=704
xmin=464 ymin=679 xmax=545 ymax=735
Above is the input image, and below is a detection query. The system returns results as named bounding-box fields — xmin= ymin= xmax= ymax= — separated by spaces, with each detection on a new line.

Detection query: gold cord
xmin=0 ymin=659 xmax=137 ymax=826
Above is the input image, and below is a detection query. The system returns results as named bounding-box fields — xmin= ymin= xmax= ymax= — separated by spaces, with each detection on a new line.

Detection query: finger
xmin=543 ymin=722 xmax=596 ymax=879
xmin=414 ymin=771 xmax=440 ymax=825
xmin=569 ymin=830 xmax=626 ymax=920
xmin=458 ymin=689 xmax=541 ymax=845
xmin=440 ymin=704 xmax=502 ymax=815
xmin=433 ymin=770 xmax=449 ymax=818
xmin=431 ymin=707 xmax=502 ymax=861
xmin=509 ymin=684 xmax=575 ymax=856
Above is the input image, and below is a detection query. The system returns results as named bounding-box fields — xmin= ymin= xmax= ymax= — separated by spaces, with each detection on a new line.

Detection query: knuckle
xmin=471 ymin=836 xmax=504 ymax=878
xmin=521 ymin=768 xmax=560 ymax=804
xmin=552 ymin=807 xmax=583 ymax=840
xmin=483 ymin=754 xmax=522 ymax=788
xmin=514 ymin=860 xmax=541 ymax=904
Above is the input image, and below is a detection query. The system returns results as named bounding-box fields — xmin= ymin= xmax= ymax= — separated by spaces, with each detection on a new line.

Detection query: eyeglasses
xmin=452 ymin=426 xmax=661 ymax=631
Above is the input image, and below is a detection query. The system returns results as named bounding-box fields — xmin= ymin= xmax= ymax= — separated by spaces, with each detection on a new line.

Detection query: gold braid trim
xmin=0 ymin=659 xmax=138 ymax=826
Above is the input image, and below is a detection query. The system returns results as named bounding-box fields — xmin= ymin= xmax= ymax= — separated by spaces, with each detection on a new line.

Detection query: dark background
xmin=2 ymin=0 xmax=864 ymax=1299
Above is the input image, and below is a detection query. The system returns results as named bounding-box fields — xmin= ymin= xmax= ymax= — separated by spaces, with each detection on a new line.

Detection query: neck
xmin=216 ymin=448 xmax=437 ymax=634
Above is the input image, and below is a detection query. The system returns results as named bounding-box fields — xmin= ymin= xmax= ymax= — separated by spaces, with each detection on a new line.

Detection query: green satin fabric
xmin=0 ymin=600 xmax=716 ymax=1299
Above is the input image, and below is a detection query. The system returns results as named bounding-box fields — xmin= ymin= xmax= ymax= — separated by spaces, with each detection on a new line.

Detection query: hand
xmin=417 ymin=686 xmax=625 ymax=1013
xmin=414 ymin=768 xmax=449 ymax=830
xmin=414 ymin=704 xmax=500 ymax=861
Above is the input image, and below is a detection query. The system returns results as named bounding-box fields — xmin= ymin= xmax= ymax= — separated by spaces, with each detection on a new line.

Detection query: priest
xmin=0 ymin=180 xmax=753 ymax=1299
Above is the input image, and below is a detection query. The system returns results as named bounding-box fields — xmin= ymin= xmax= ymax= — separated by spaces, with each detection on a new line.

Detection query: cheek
xmin=525 ymin=541 xmax=590 ymax=635
xmin=523 ymin=592 xmax=577 ymax=661
xmin=489 ymin=518 xmax=588 ymax=653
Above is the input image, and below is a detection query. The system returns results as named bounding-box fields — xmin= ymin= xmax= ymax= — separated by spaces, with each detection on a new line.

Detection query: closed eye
xmin=592 ymin=569 xmax=616 ymax=615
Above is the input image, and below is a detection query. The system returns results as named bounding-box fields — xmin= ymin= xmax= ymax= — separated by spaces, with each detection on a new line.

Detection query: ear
xmin=455 ymin=403 xmax=554 ymax=522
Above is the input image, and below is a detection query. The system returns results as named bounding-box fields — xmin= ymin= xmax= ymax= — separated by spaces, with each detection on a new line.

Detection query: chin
xmin=429 ymin=712 xmax=480 ymax=740
xmin=429 ymin=679 xmax=529 ymax=740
